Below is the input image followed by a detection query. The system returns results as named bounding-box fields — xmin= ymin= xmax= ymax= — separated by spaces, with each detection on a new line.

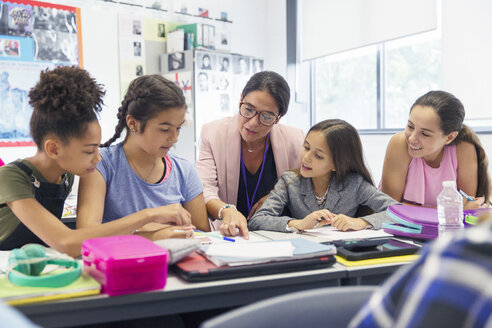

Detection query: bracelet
xmin=218 ymin=204 xmax=236 ymax=220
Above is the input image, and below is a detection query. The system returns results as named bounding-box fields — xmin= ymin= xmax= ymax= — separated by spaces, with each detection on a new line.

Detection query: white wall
xmin=441 ymin=0 xmax=492 ymax=125
xmin=0 ymin=0 xmax=285 ymax=163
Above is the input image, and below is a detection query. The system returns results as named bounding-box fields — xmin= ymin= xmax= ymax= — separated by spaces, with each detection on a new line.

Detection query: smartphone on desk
xmin=335 ymin=238 xmax=421 ymax=261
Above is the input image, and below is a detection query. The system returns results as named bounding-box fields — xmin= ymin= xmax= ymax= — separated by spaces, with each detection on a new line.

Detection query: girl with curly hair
xmin=0 ymin=67 xmax=191 ymax=257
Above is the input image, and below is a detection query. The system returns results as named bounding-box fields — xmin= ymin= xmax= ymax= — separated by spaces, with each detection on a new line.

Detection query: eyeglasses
xmin=239 ymin=102 xmax=279 ymax=126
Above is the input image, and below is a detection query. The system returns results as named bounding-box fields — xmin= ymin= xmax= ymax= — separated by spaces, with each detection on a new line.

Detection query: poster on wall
xmin=0 ymin=0 xmax=82 ymax=147
xmin=194 ymin=50 xmax=263 ymax=156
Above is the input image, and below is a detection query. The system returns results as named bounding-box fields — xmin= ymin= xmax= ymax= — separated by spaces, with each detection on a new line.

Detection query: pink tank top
xmin=402 ymin=144 xmax=458 ymax=207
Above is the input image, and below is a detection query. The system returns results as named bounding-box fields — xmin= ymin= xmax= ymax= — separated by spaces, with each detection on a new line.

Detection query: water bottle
xmin=437 ymin=180 xmax=464 ymax=237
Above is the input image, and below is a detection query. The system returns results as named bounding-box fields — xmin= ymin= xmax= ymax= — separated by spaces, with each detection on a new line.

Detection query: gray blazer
xmin=248 ymin=171 xmax=398 ymax=232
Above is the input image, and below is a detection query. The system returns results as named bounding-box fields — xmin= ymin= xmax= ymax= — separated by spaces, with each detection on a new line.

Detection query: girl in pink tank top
xmin=381 ymin=91 xmax=490 ymax=209
xmin=402 ymin=144 xmax=458 ymax=207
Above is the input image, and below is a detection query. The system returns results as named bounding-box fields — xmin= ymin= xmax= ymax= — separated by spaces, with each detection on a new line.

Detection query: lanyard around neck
xmin=240 ymin=133 xmax=270 ymax=213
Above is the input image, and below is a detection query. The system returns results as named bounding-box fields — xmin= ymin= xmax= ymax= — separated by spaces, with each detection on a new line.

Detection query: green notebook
xmin=0 ymin=272 xmax=101 ymax=305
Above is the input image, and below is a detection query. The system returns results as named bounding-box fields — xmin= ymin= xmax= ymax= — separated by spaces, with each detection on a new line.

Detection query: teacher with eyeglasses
xmin=196 ymin=71 xmax=305 ymax=238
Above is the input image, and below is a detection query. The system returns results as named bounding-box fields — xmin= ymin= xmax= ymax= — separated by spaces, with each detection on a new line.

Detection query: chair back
xmin=200 ymin=286 xmax=378 ymax=328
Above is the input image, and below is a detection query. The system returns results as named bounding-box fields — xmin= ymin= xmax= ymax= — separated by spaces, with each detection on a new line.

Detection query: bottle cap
xmin=442 ymin=180 xmax=456 ymax=188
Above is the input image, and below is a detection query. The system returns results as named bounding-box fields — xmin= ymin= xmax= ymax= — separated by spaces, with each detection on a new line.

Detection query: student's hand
xmin=293 ymin=209 xmax=334 ymax=231
xmin=247 ymin=194 xmax=269 ymax=219
xmin=331 ymin=214 xmax=369 ymax=231
xmin=148 ymin=204 xmax=192 ymax=226
xmin=464 ymin=196 xmax=485 ymax=210
xmin=220 ymin=208 xmax=250 ymax=239
xmin=147 ymin=225 xmax=195 ymax=240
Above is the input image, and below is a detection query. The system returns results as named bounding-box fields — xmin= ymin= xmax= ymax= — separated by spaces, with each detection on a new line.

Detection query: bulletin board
xmin=0 ymin=0 xmax=82 ymax=147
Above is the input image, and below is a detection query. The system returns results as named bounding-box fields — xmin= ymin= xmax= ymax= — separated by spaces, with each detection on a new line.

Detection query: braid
xmin=103 ymin=74 xmax=186 ymax=147
xmin=101 ymin=97 xmax=132 ymax=147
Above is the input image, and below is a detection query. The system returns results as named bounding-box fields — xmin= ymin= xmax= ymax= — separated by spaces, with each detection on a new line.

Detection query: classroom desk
xmin=17 ymin=266 xmax=347 ymax=328
xmin=15 ymin=231 xmax=416 ymax=327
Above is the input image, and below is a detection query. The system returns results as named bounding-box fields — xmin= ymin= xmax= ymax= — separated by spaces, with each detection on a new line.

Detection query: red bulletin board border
xmin=0 ymin=141 xmax=35 ymax=147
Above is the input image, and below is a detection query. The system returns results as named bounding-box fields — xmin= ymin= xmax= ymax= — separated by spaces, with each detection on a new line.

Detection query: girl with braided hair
xmin=77 ymin=74 xmax=209 ymax=237
xmin=0 ymin=67 xmax=191 ymax=257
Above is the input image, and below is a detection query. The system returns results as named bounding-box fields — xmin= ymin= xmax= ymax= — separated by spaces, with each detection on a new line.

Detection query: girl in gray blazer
xmin=248 ymin=119 xmax=398 ymax=233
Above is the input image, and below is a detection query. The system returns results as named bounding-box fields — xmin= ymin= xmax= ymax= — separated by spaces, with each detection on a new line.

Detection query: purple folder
xmin=383 ymin=204 xmax=491 ymax=240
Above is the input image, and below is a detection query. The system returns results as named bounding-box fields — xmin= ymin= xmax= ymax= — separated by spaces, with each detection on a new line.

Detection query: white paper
xmin=205 ymin=241 xmax=294 ymax=259
xmin=167 ymin=29 xmax=185 ymax=53
xmin=303 ymin=226 xmax=392 ymax=241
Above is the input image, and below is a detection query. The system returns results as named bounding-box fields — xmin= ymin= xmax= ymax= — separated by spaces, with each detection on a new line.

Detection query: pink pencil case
xmin=82 ymin=235 xmax=168 ymax=296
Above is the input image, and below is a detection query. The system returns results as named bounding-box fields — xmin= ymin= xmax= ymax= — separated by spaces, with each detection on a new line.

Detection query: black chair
xmin=200 ymin=286 xmax=378 ymax=328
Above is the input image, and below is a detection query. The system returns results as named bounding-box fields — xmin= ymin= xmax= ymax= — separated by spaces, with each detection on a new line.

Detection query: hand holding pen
xmin=292 ymin=209 xmax=334 ymax=231
xmin=313 ymin=217 xmax=327 ymax=229
xmin=459 ymin=190 xmax=487 ymax=209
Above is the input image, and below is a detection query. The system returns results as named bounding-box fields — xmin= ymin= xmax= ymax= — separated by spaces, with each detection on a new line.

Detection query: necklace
xmin=315 ymin=188 xmax=329 ymax=208
xmin=130 ymin=158 xmax=157 ymax=183
xmin=244 ymin=138 xmax=266 ymax=153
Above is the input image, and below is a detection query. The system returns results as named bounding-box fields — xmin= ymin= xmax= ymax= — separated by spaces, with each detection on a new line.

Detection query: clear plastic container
xmin=437 ymin=180 xmax=464 ymax=237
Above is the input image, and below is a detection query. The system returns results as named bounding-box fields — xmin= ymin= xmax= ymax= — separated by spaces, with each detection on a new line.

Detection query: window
xmin=314 ymin=46 xmax=378 ymax=129
xmin=312 ymin=31 xmax=441 ymax=132
xmin=384 ymin=33 xmax=441 ymax=129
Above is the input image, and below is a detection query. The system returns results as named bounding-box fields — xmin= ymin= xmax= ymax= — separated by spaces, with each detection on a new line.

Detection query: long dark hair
xmin=308 ymin=119 xmax=373 ymax=186
xmin=102 ymin=74 xmax=186 ymax=147
xmin=411 ymin=90 xmax=490 ymax=202
xmin=241 ymin=71 xmax=290 ymax=117
xmin=29 ymin=66 xmax=105 ymax=149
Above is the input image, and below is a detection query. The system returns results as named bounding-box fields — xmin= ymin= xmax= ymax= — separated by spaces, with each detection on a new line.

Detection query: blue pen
xmin=459 ymin=189 xmax=474 ymax=201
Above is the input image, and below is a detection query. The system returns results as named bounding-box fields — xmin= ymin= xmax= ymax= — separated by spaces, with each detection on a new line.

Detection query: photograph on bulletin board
xmin=0 ymin=0 xmax=82 ymax=147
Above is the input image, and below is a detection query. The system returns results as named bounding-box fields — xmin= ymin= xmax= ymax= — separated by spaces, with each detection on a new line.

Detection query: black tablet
xmin=335 ymin=238 xmax=421 ymax=261
xmin=331 ymin=237 xmax=391 ymax=250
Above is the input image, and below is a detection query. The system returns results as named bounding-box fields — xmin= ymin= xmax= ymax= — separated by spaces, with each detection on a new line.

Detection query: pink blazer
xmin=196 ymin=114 xmax=305 ymax=207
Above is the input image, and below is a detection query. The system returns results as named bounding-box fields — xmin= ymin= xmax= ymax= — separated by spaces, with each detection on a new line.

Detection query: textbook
xmin=0 ymin=272 xmax=101 ymax=305
xmin=383 ymin=204 xmax=492 ymax=239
